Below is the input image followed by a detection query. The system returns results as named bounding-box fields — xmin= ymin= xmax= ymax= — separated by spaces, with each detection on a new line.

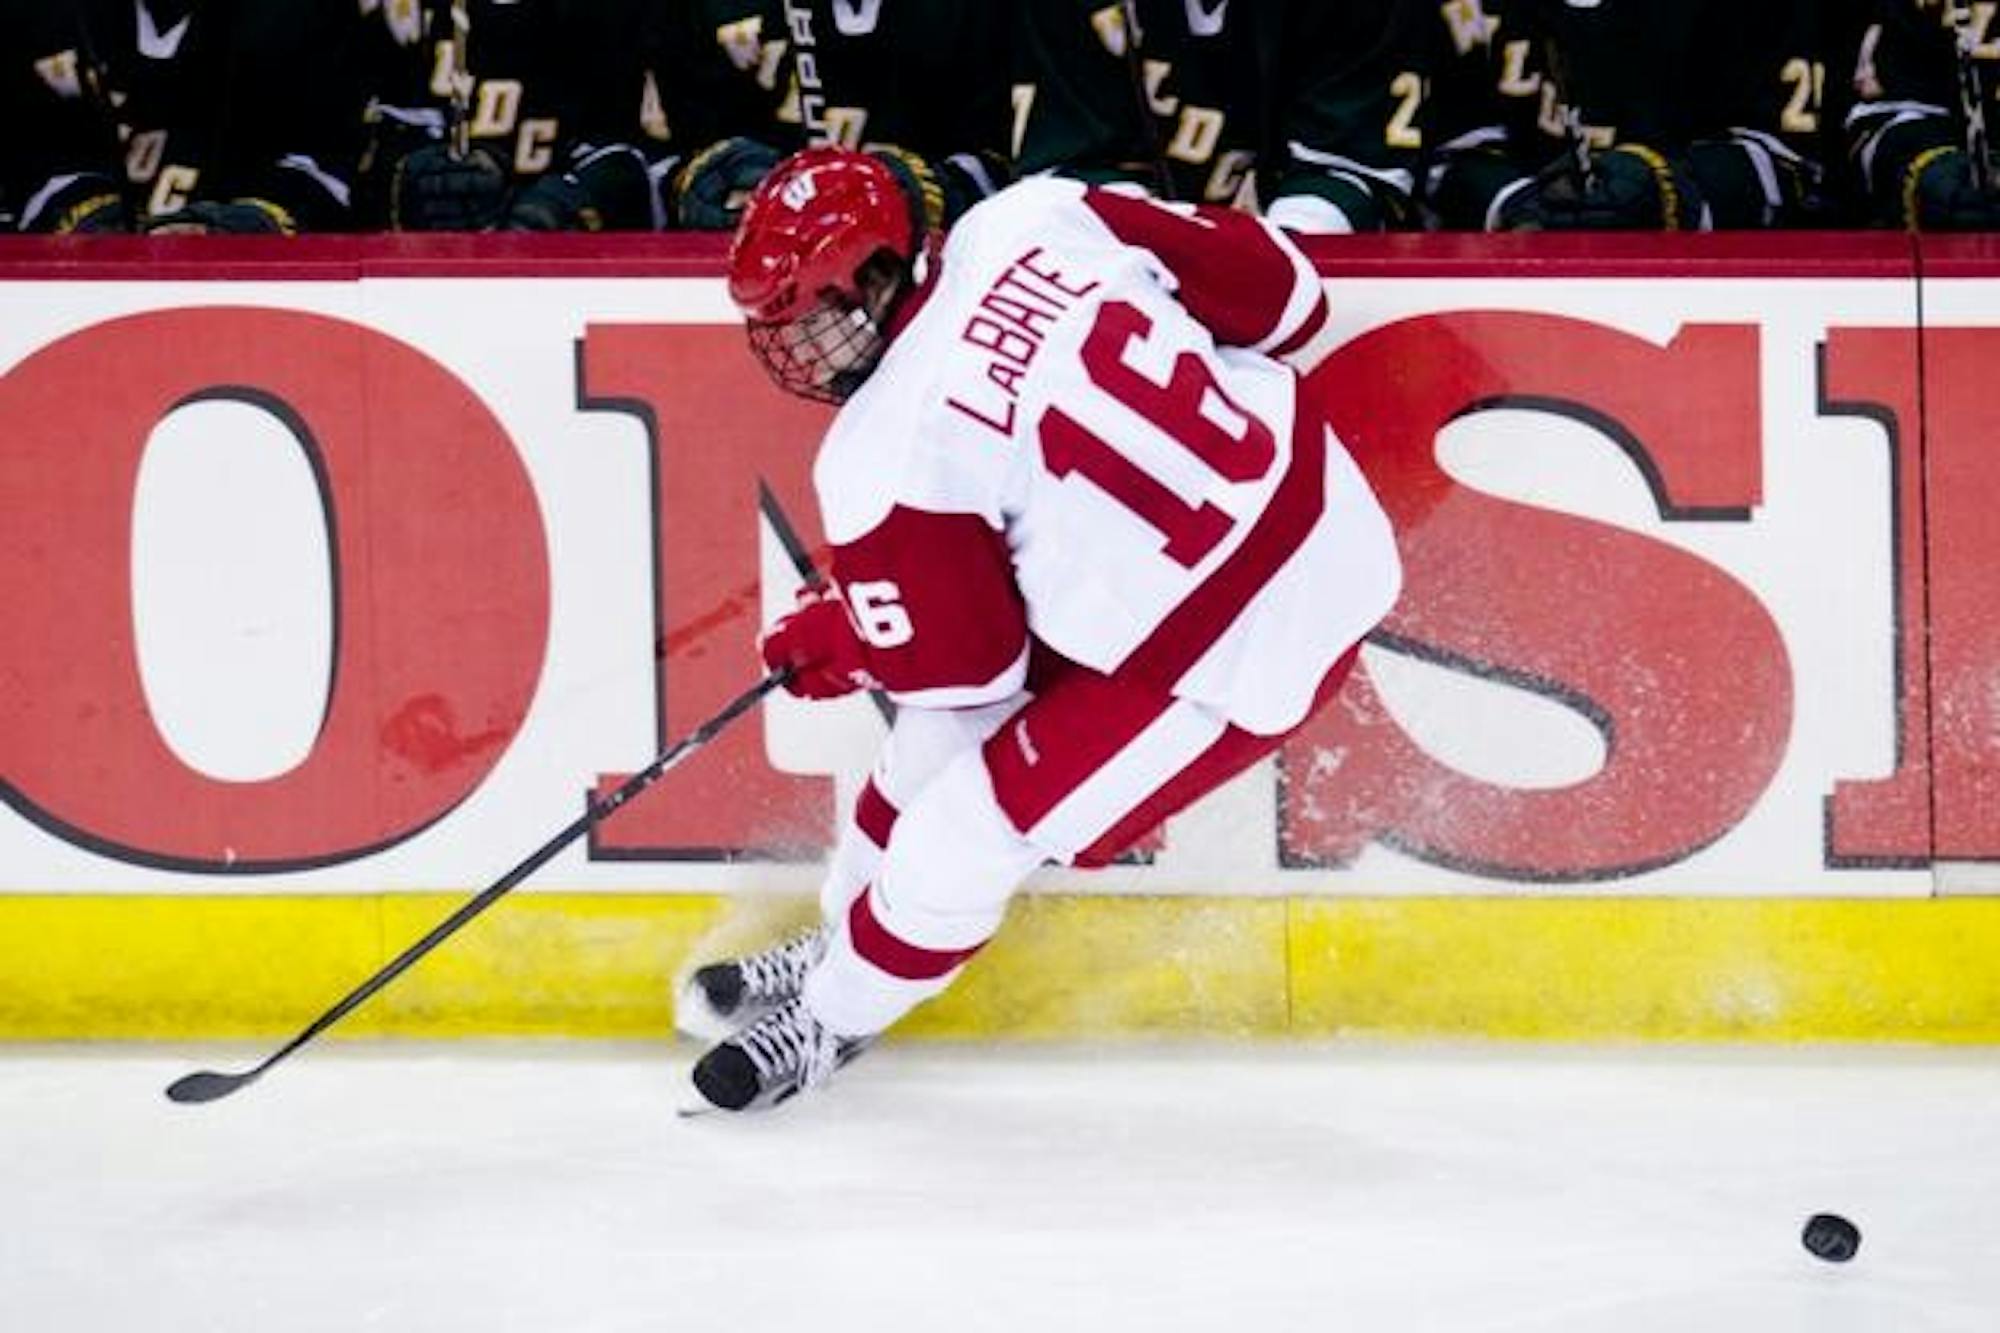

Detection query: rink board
xmin=6 ymin=234 xmax=2000 ymax=1041
xmin=8 ymin=892 xmax=2000 ymax=1042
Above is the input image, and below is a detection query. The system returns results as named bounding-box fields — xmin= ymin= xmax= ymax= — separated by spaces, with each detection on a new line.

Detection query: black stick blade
xmin=165 ymin=1069 xmax=258 ymax=1104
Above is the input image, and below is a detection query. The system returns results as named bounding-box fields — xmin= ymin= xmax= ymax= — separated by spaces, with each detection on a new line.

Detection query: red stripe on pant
xmin=1268 ymin=294 xmax=1329 ymax=360
xmin=849 ymin=885 xmax=986 ymax=981
xmin=1071 ymin=647 xmax=1359 ymax=866
xmin=986 ymin=646 xmax=1360 ymax=868
xmin=982 ymin=665 xmax=1179 ymax=836
xmin=854 ymin=778 xmax=898 ymax=848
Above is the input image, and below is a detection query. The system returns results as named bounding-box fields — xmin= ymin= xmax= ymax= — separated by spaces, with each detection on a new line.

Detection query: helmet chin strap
xmin=874 ymin=231 xmax=940 ymax=345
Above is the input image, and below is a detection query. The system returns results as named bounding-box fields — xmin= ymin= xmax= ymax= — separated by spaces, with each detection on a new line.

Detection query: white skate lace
xmin=737 ymin=927 xmax=829 ymax=1002
xmin=738 ymin=1001 xmax=842 ymax=1091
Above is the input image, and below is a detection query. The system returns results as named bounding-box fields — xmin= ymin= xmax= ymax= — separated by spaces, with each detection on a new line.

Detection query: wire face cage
xmin=745 ymin=298 xmax=887 ymax=404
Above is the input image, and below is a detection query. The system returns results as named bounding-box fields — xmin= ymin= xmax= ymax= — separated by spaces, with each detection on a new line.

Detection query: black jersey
xmin=1013 ymin=0 xmax=1417 ymax=227
xmin=1012 ymin=0 xmax=1267 ymax=203
xmin=1426 ymin=0 xmax=1855 ymax=228
xmin=1849 ymin=0 xmax=2000 ymax=223
xmin=4 ymin=0 xmax=367 ymax=231
xmin=1 ymin=1 xmax=123 ymax=230
xmin=651 ymin=0 xmax=796 ymax=153
xmin=776 ymin=0 xmax=1011 ymax=164
xmin=365 ymin=0 xmax=657 ymax=185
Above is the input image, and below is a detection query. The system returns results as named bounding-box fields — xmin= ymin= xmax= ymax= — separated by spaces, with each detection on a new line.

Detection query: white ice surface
xmin=5 ymin=1043 xmax=1999 ymax=1332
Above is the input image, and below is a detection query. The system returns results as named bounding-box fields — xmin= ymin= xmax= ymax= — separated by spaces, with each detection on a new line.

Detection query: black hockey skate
xmin=688 ymin=998 xmax=870 ymax=1113
xmin=675 ymin=925 xmax=829 ymax=1041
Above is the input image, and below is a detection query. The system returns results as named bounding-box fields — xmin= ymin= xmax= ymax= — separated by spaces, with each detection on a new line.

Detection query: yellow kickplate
xmin=903 ymin=894 xmax=1290 ymax=1039
xmin=4 ymin=893 xmax=1999 ymax=1041
xmin=0 ymin=895 xmax=385 ymax=1039
xmin=1288 ymin=897 xmax=2000 ymax=1042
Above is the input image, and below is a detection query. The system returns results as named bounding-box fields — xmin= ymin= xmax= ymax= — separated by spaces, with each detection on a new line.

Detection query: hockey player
xmin=2 ymin=0 xmax=369 ymax=233
xmin=678 ymin=146 xmax=1403 ymax=1112
xmin=657 ymin=0 xmax=795 ymax=230
xmin=1849 ymin=0 xmax=2000 ymax=229
xmin=0 ymin=2 xmax=125 ymax=232
xmin=1011 ymin=0 xmax=1422 ymax=231
xmin=1425 ymin=0 xmax=1857 ymax=229
xmin=673 ymin=0 xmax=1014 ymax=233
xmin=360 ymin=0 xmax=664 ymax=231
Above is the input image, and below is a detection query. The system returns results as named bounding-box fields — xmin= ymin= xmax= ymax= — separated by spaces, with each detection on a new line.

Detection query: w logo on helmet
xmin=780 ymin=173 xmax=818 ymax=211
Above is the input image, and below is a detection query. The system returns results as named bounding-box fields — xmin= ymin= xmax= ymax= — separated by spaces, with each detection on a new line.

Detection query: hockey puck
xmin=1802 ymin=1212 xmax=1861 ymax=1263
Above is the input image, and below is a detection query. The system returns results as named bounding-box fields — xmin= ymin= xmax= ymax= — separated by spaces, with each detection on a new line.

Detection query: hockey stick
xmin=164 ymin=669 xmax=791 ymax=1105
xmin=447 ymin=0 xmax=474 ymax=160
xmin=1953 ymin=11 xmax=1994 ymax=193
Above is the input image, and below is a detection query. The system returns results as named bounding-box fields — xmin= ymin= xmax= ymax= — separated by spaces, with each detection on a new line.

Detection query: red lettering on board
xmin=1279 ymin=312 xmax=1789 ymax=880
xmin=1823 ymin=326 xmax=2000 ymax=863
xmin=0 ymin=307 xmax=547 ymax=868
xmin=577 ymin=323 xmax=836 ymax=858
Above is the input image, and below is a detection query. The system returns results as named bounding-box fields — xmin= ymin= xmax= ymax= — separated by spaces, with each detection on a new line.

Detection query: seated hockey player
xmin=4 ymin=0 xmax=370 ymax=233
xmin=1849 ymin=0 xmax=2000 ymax=230
xmin=681 ymin=145 xmax=1403 ymax=1113
xmin=671 ymin=0 xmax=1012 ymax=233
xmin=1425 ymin=0 xmax=1854 ymax=230
xmin=1011 ymin=0 xmax=1421 ymax=231
xmin=360 ymin=0 xmax=662 ymax=231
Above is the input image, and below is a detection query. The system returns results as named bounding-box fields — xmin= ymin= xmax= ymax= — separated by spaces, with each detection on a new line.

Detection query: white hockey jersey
xmin=814 ymin=177 xmax=1401 ymax=735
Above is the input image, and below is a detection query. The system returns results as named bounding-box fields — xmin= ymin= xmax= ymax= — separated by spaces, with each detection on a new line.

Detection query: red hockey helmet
xmin=727 ymin=146 xmax=919 ymax=402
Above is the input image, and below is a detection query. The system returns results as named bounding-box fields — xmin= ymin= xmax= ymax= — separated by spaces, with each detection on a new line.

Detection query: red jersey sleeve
xmin=1081 ymin=188 xmax=1329 ymax=359
xmin=833 ymin=506 xmax=1030 ymax=708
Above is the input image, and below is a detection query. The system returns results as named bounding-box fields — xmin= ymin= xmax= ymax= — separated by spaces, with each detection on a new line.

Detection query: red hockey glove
xmin=759 ymin=585 xmax=878 ymax=700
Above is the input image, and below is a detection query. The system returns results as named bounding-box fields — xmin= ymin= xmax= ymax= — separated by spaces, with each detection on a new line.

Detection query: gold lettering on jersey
xmin=1011 ymin=84 xmax=1037 ymax=158
xmin=640 ymin=71 xmax=670 ymax=141
xmin=1091 ymin=4 xmax=1131 ymax=57
xmin=471 ymin=80 xmax=523 ymax=137
xmin=717 ymin=16 xmax=765 ymax=71
xmin=1780 ymin=58 xmax=1823 ymax=133
xmin=1387 ymin=71 xmax=1424 ymax=149
xmin=948 ymin=247 xmax=1103 ymax=441
xmin=759 ymin=41 xmax=788 ymax=90
xmin=1498 ymin=39 xmax=1540 ymax=98
xmin=1973 ymin=2 xmax=2000 ymax=57
xmin=516 ymin=119 xmax=557 ymax=174
xmin=148 ymin=164 xmax=199 ymax=216
xmin=1440 ymin=0 xmax=1497 ymax=56
xmin=1166 ymin=106 xmax=1222 ymax=163
xmin=823 ymin=106 xmax=869 ymax=148
xmin=34 ymin=50 xmax=82 ymax=98
xmin=1142 ymin=60 xmax=1178 ymax=116
xmin=383 ymin=0 xmax=423 ymax=46
xmin=1854 ymin=22 xmax=1885 ymax=100
xmin=1536 ymin=84 xmax=1568 ymax=139
xmin=126 ymin=129 xmax=168 ymax=183
xmin=719 ymin=14 xmax=786 ymax=92
xmin=1935 ymin=0 xmax=2000 ymax=53
xmin=428 ymin=38 xmax=471 ymax=102
xmin=1205 ymin=149 xmax=1255 ymax=204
